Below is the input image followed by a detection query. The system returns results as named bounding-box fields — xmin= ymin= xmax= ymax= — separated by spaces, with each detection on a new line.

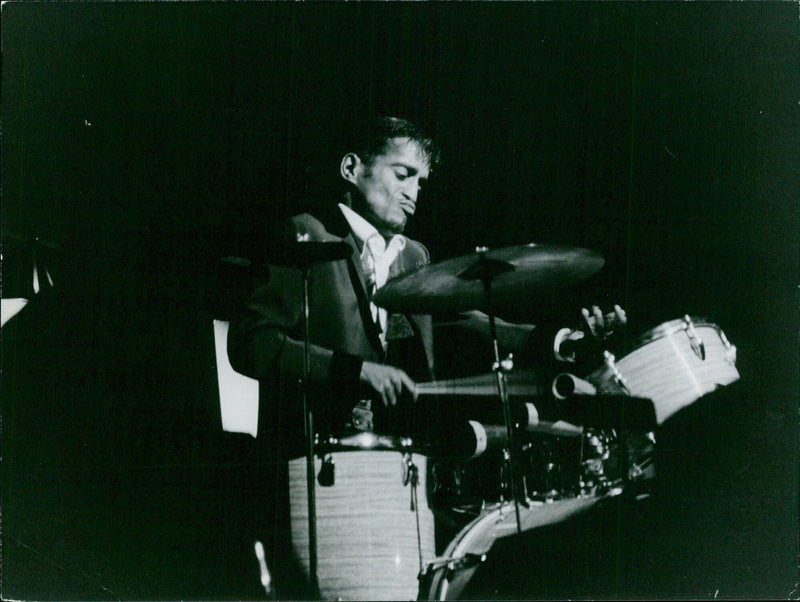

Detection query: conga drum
xmin=289 ymin=448 xmax=436 ymax=601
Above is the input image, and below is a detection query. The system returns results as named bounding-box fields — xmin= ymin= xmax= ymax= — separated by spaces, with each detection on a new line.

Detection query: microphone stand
xmin=276 ymin=238 xmax=349 ymax=600
xmin=300 ymin=264 xmax=321 ymax=598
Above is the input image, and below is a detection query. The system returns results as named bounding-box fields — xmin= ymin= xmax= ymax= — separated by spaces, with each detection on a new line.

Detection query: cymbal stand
xmin=300 ymin=265 xmax=321 ymax=598
xmin=259 ymin=238 xmax=350 ymax=599
xmin=473 ymin=248 xmax=523 ymax=535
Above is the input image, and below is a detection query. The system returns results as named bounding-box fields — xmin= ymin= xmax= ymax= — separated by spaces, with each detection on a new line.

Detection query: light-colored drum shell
xmin=589 ymin=318 xmax=739 ymax=424
xmin=289 ymin=451 xmax=436 ymax=601
xmin=422 ymin=496 xmax=602 ymax=600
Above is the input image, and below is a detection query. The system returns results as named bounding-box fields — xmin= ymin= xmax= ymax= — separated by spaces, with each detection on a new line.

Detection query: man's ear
xmin=340 ymin=153 xmax=362 ymax=185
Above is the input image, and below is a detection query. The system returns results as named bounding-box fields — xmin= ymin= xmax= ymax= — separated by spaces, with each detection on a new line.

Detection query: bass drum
xmin=419 ymin=495 xmax=602 ymax=600
xmin=289 ymin=449 xmax=436 ymax=601
xmin=588 ymin=316 xmax=739 ymax=424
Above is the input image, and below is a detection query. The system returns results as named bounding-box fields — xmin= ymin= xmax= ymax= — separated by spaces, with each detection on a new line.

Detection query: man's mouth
xmin=398 ymin=202 xmax=415 ymax=216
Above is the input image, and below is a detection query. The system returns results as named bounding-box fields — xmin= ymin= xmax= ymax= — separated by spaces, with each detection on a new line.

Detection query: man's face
xmin=349 ymin=137 xmax=430 ymax=237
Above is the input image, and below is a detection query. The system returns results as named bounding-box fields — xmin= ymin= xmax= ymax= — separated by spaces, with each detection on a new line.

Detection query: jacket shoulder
xmin=290 ymin=213 xmax=328 ymax=240
xmin=403 ymin=237 xmax=431 ymax=264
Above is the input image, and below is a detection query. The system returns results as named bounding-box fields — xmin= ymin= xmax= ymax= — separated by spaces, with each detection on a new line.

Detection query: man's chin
xmin=388 ymin=221 xmax=406 ymax=236
xmin=381 ymin=215 xmax=407 ymax=236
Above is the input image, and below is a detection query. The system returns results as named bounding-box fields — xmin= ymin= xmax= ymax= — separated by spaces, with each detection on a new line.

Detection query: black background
xmin=2 ymin=2 xmax=798 ymax=600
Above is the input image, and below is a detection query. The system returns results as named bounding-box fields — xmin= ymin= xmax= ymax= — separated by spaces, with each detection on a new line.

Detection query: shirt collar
xmin=338 ymin=203 xmax=406 ymax=254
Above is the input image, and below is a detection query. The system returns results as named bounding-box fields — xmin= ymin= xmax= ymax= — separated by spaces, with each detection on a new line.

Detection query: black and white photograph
xmin=2 ymin=2 xmax=798 ymax=600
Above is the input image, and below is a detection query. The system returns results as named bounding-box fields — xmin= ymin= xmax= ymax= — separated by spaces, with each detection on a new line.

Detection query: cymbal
xmin=374 ymin=244 xmax=604 ymax=314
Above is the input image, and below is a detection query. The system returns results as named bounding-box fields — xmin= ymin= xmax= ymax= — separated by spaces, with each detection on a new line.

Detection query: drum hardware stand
xmin=273 ymin=238 xmax=350 ymax=599
xmin=402 ymin=451 xmax=425 ymax=575
xmin=417 ymin=553 xmax=488 ymax=599
xmin=284 ymin=239 xmax=349 ymax=598
xmin=463 ymin=246 xmax=525 ymax=534
xmin=298 ymin=263 xmax=322 ymax=599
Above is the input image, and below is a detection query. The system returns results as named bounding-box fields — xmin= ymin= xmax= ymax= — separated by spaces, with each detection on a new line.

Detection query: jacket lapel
xmin=328 ymin=212 xmax=385 ymax=359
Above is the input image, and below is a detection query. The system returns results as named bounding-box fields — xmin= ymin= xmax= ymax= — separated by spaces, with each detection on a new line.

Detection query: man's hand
xmin=360 ymin=362 xmax=418 ymax=407
xmin=580 ymin=304 xmax=627 ymax=341
xmin=555 ymin=304 xmax=628 ymax=365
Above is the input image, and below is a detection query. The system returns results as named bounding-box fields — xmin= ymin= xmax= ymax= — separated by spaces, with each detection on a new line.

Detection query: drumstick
xmin=417 ymin=382 xmax=507 ymax=396
xmin=417 ymin=371 xmax=542 ymax=397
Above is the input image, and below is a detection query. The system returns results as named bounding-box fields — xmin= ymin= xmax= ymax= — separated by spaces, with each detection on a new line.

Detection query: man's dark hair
xmin=351 ymin=116 xmax=441 ymax=171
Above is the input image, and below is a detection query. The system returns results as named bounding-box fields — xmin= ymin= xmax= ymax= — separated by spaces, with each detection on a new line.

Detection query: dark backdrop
xmin=2 ymin=2 xmax=798 ymax=600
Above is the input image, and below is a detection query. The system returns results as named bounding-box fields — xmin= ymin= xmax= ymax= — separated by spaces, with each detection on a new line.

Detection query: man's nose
xmin=402 ymin=184 xmax=419 ymax=206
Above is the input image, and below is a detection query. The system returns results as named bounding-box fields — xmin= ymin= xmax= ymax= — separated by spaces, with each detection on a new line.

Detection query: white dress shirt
xmin=339 ymin=203 xmax=406 ymax=347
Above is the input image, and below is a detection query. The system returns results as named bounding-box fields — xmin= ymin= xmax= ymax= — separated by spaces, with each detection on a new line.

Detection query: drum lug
xmin=603 ymin=350 xmax=631 ymax=395
xmin=402 ymin=451 xmax=421 ymax=512
xmin=719 ymin=330 xmax=738 ymax=365
xmin=683 ymin=315 xmax=706 ymax=360
xmin=402 ymin=451 xmax=416 ymax=487
xmin=725 ymin=344 xmax=737 ymax=366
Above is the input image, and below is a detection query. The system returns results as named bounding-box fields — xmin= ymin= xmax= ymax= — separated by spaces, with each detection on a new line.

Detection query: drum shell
xmin=588 ymin=318 xmax=739 ymax=424
xmin=289 ymin=451 xmax=436 ymax=601
xmin=421 ymin=496 xmax=602 ymax=600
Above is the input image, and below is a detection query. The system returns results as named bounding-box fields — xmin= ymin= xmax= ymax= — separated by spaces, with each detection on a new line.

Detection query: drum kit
xmin=275 ymin=240 xmax=740 ymax=601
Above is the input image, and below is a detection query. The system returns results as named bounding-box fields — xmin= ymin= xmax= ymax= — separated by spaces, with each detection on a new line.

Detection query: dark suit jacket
xmin=227 ymin=209 xmax=434 ymax=450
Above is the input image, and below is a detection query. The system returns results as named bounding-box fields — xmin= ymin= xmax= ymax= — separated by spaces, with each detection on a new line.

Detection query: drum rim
xmin=422 ymin=504 xmax=510 ymax=600
xmin=422 ymin=496 xmax=605 ymax=600
xmin=631 ymin=316 xmax=721 ymax=347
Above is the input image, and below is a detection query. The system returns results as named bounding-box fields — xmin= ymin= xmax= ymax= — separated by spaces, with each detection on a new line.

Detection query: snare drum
xmin=289 ymin=449 xmax=436 ymax=601
xmin=588 ymin=316 xmax=739 ymax=424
